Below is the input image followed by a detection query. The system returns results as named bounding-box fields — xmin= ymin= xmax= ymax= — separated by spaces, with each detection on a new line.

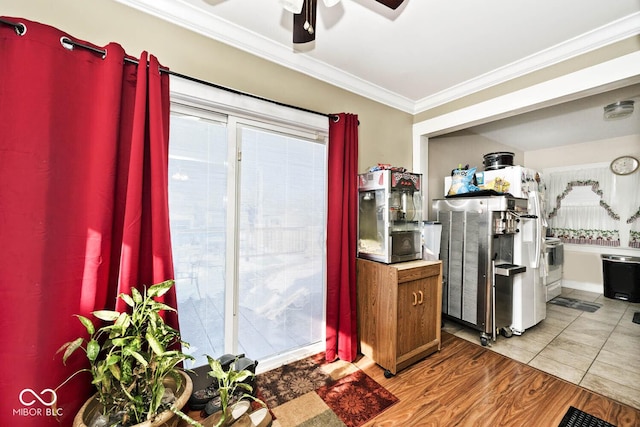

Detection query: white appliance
xmin=444 ymin=165 xmax=547 ymax=335
xmin=543 ymin=237 xmax=563 ymax=301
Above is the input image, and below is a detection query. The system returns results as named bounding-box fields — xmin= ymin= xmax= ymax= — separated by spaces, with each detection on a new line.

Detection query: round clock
xmin=610 ymin=155 xmax=639 ymax=175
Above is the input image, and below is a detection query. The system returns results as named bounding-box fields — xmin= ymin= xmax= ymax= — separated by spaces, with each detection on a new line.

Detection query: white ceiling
xmin=455 ymin=83 xmax=640 ymax=151
xmin=116 ymin=0 xmax=640 ymax=149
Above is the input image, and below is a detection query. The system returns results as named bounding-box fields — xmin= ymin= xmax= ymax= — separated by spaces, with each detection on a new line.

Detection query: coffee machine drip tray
xmin=495 ymin=264 xmax=526 ymax=276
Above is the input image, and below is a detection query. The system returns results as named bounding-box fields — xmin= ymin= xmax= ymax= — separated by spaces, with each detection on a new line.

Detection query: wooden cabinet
xmin=357 ymin=258 xmax=442 ymax=376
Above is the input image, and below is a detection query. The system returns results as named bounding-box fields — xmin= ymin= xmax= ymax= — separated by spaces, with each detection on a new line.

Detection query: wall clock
xmin=610 ymin=155 xmax=639 ymax=175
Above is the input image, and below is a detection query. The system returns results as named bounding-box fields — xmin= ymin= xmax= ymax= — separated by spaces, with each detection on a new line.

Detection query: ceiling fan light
xmin=603 ymin=100 xmax=634 ymax=120
xmin=280 ymin=0 xmax=304 ymax=14
xmin=322 ymin=0 xmax=341 ymax=6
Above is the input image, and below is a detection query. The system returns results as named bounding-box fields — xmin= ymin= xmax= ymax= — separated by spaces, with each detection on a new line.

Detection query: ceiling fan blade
xmin=293 ymin=0 xmax=317 ymax=44
xmin=280 ymin=0 xmax=304 ymax=14
xmin=375 ymin=0 xmax=405 ymax=9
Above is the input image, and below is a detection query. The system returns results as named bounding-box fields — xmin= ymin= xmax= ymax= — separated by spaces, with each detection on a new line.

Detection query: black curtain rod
xmin=0 ymin=17 xmax=26 ymax=35
xmin=0 ymin=17 xmax=340 ymax=122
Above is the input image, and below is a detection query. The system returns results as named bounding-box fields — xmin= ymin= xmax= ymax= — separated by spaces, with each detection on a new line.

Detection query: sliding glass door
xmin=236 ymin=125 xmax=326 ymax=361
xmin=168 ymin=105 xmax=327 ymax=370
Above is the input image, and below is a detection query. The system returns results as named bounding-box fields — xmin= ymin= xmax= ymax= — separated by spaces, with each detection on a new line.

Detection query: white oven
xmin=544 ymin=238 xmax=563 ymax=301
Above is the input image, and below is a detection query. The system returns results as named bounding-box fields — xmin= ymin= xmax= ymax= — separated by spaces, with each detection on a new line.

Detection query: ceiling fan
xmin=280 ymin=0 xmax=405 ymax=43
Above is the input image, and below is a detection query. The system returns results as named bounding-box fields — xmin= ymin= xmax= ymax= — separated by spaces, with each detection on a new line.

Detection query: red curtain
xmin=326 ymin=113 xmax=359 ymax=362
xmin=0 ymin=17 xmax=176 ymax=426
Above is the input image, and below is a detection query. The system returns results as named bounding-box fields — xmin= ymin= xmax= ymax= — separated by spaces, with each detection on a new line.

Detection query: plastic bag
xmin=482 ymin=177 xmax=511 ymax=193
xmin=447 ymin=167 xmax=480 ymax=195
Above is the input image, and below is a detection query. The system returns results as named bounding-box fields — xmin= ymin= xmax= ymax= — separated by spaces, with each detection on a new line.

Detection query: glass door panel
xmin=237 ymin=126 xmax=326 ymax=361
xmin=169 ymin=111 xmax=228 ymax=368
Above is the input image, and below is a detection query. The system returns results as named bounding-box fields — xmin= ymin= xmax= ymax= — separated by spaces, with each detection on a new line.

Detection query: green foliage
xmin=205 ymin=356 xmax=260 ymax=427
xmin=58 ymin=280 xmax=196 ymax=426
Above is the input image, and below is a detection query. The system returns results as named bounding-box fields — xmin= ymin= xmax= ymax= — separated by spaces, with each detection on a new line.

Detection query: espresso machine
xmin=433 ymin=195 xmax=527 ymax=346
xmin=357 ymin=170 xmax=423 ymax=264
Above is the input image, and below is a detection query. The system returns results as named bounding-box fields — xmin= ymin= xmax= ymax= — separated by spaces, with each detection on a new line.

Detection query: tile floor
xmin=443 ymin=287 xmax=640 ymax=410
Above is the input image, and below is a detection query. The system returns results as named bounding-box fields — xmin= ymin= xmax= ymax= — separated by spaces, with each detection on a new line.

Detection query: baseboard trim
xmin=255 ymin=341 xmax=325 ymax=374
xmin=561 ymin=280 xmax=603 ymax=295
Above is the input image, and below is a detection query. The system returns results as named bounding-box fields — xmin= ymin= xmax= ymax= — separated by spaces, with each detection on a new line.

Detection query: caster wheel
xmin=383 ymin=370 xmax=394 ymax=378
xmin=480 ymin=336 xmax=488 ymax=346
xmin=500 ymin=328 xmax=513 ymax=338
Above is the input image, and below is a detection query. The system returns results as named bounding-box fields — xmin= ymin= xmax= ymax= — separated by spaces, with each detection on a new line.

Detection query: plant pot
xmin=72 ymin=370 xmax=193 ymax=427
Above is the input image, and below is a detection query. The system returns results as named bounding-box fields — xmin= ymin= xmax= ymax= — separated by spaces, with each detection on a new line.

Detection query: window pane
xmin=237 ymin=126 xmax=326 ymax=360
xmin=169 ymin=112 xmax=227 ymax=368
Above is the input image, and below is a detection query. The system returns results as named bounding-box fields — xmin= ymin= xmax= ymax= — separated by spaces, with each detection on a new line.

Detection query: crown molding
xmin=114 ymin=0 xmax=639 ymax=116
xmin=412 ymin=50 xmax=640 ymax=138
xmin=412 ymin=12 xmax=640 ymax=114
xmin=112 ymin=0 xmax=416 ymax=112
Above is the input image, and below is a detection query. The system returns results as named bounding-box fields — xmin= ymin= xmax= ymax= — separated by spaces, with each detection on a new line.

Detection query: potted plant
xmin=57 ymin=280 xmax=201 ymax=427
xmin=199 ymin=356 xmax=269 ymax=427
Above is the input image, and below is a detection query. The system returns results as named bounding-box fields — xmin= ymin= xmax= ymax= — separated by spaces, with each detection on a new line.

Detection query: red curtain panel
xmin=0 ymin=17 xmax=175 ymax=426
xmin=326 ymin=113 xmax=359 ymax=362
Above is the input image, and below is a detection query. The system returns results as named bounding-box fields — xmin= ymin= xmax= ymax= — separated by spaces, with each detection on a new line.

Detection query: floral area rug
xmin=255 ymin=353 xmax=398 ymax=427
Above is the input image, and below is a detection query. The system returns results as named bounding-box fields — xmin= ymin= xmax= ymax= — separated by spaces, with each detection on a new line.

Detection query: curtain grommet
xmin=60 ymin=36 xmax=74 ymax=51
xmin=15 ymin=22 xmax=26 ymax=36
xmin=0 ymin=18 xmax=26 ymax=35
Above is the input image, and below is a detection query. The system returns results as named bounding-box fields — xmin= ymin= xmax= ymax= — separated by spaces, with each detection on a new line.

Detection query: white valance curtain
xmin=546 ymin=165 xmax=620 ymax=246
xmin=627 ymin=170 xmax=640 ymax=248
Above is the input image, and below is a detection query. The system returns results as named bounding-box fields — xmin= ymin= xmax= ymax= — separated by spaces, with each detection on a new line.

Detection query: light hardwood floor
xmin=444 ymin=288 xmax=640 ymax=410
xmin=355 ymin=331 xmax=640 ymax=426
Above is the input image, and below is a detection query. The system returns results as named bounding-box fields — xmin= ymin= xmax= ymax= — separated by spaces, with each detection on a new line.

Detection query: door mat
xmin=549 ymin=296 xmax=601 ymax=313
xmin=558 ymin=406 xmax=615 ymax=427
xmin=255 ymin=353 xmax=398 ymax=427
xmin=633 ymin=312 xmax=640 ymax=325
xmin=256 ymin=352 xmax=333 ymax=409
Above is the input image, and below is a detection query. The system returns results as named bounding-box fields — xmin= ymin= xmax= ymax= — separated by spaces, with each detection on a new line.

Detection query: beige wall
xmin=426 ymin=131 xmax=524 ymax=218
xmin=562 ymin=250 xmax=608 ymax=288
xmin=2 ymin=0 xmax=413 ymax=173
xmin=525 ymin=134 xmax=640 ymax=170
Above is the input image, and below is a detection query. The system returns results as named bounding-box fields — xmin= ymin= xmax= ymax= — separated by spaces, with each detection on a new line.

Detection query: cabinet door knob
xmin=412 ymin=292 xmax=417 ymax=306
xmin=418 ymin=290 xmax=424 ymax=304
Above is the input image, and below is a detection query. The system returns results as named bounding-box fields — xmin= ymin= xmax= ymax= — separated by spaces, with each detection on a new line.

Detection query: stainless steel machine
xmin=433 ymin=195 xmax=527 ymax=346
xmin=358 ymin=170 xmax=423 ymax=264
